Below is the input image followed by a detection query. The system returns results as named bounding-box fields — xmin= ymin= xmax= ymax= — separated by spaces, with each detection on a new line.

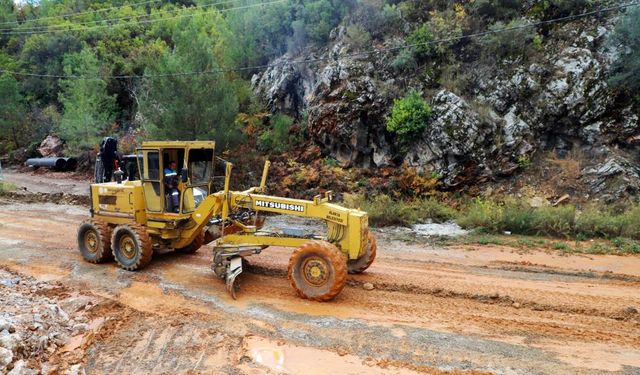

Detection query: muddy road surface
xmin=0 ymin=199 xmax=639 ymax=374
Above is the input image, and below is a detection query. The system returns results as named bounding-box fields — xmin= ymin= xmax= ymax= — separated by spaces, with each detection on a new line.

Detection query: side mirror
xmin=180 ymin=168 xmax=189 ymax=183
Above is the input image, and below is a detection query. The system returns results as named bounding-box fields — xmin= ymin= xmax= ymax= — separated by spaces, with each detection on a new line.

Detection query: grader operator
xmin=77 ymin=141 xmax=376 ymax=301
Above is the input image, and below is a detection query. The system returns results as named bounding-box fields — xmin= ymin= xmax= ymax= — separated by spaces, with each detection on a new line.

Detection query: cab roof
xmin=140 ymin=141 xmax=215 ymax=149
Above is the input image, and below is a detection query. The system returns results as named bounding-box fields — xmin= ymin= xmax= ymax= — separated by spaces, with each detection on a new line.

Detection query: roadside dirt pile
xmin=0 ymin=267 xmax=108 ymax=375
xmin=0 ymin=191 xmax=89 ymax=206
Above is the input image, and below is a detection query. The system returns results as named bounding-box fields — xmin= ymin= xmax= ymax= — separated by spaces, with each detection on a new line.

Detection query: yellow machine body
xmin=88 ymin=141 xmax=370 ymax=261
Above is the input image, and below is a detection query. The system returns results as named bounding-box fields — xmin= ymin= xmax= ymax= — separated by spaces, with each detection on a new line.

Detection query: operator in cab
xmin=164 ymin=161 xmax=180 ymax=213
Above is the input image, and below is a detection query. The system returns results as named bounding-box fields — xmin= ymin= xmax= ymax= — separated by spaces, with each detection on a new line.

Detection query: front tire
xmin=77 ymin=220 xmax=112 ymax=263
xmin=111 ymin=224 xmax=153 ymax=271
xmin=347 ymin=232 xmax=377 ymax=274
xmin=288 ymin=241 xmax=347 ymax=302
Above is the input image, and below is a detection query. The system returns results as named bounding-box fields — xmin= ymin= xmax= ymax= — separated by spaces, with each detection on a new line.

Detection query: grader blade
xmin=225 ymin=257 xmax=243 ymax=299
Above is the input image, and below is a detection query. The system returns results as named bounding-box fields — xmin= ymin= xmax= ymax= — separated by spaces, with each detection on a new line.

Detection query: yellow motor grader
xmin=77 ymin=141 xmax=376 ymax=301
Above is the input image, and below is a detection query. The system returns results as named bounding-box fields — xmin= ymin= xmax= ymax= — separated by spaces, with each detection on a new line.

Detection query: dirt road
xmin=0 ymin=199 xmax=639 ymax=374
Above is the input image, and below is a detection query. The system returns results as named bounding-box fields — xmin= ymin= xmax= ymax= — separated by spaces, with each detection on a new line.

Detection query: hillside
xmin=0 ymin=0 xmax=639 ymax=201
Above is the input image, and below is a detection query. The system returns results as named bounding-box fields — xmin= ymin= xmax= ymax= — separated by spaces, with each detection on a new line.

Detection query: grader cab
xmin=78 ymin=141 xmax=376 ymax=301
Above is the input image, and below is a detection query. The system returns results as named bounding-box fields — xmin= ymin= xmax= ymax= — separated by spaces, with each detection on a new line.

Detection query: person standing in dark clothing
xmin=164 ymin=161 xmax=180 ymax=212
xmin=97 ymin=137 xmax=119 ymax=182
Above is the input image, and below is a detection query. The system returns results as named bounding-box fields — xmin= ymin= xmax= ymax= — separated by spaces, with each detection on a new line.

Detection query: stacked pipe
xmin=25 ymin=157 xmax=77 ymax=171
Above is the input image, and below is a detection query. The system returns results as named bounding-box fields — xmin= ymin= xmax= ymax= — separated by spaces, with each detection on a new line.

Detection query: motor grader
xmin=77 ymin=141 xmax=376 ymax=301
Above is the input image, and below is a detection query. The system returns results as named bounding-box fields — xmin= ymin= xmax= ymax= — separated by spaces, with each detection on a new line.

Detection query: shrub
xmin=386 ymin=90 xmax=432 ymax=144
xmin=470 ymin=0 xmax=521 ymax=21
xmin=413 ymin=199 xmax=457 ymax=223
xmin=531 ymin=205 xmax=576 ymax=238
xmin=406 ymin=24 xmax=436 ymax=62
xmin=457 ymin=198 xmax=504 ymax=233
xmin=546 ymin=0 xmax=590 ymax=18
xmin=391 ymin=49 xmax=418 ymax=72
xmin=459 ymin=199 xmax=576 ymax=238
xmin=343 ymin=194 xmax=456 ymax=227
xmin=344 ymin=194 xmax=417 ymax=227
xmin=344 ymin=24 xmax=372 ymax=51
xmin=350 ymin=0 xmax=401 ymax=39
xmin=258 ymin=113 xmax=296 ymax=153
xmin=480 ymin=19 xmax=538 ymax=60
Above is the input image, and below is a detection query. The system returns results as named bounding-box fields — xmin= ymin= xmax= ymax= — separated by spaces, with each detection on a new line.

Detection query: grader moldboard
xmin=77 ymin=141 xmax=376 ymax=301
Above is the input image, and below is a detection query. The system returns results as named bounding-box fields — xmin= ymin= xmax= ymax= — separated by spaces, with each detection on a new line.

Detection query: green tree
xmin=258 ymin=113 xmax=295 ymax=153
xmin=0 ymin=73 xmax=26 ymax=148
xmin=0 ymin=0 xmax=16 ymax=46
xmin=58 ymin=48 xmax=116 ymax=151
xmin=296 ymin=0 xmax=353 ymax=45
xmin=226 ymin=2 xmax=293 ymax=73
xmin=386 ymin=90 xmax=431 ymax=144
xmin=139 ymin=13 xmax=242 ymax=147
xmin=609 ymin=7 xmax=640 ymax=94
xmin=406 ymin=24 xmax=436 ymax=62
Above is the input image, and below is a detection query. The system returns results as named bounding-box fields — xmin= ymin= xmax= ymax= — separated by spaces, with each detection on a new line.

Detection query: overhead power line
xmin=0 ymin=1 xmax=638 ymax=80
xmin=0 ymin=0 xmax=286 ymax=35
xmin=0 ymin=0 xmax=164 ymax=27
xmin=0 ymin=0 xmax=248 ymax=33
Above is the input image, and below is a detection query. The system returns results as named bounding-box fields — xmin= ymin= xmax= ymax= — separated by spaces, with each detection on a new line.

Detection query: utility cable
xmin=0 ymin=0 xmax=164 ymax=27
xmin=0 ymin=0 xmax=249 ymax=33
xmin=0 ymin=0 xmax=286 ymax=35
xmin=0 ymin=1 xmax=637 ymax=80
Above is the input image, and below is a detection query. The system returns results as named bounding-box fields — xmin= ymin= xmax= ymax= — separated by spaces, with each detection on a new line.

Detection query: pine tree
xmin=0 ymin=73 xmax=26 ymax=148
xmin=58 ymin=48 xmax=116 ymax=151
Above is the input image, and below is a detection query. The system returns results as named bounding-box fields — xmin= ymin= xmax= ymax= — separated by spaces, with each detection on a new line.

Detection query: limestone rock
xmin=37 ymin=135 xmax=64 ymax=157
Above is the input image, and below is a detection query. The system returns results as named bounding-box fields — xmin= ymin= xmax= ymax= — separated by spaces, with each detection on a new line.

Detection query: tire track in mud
xmin=246 ymin=262 xmax=640 ymax=323
xmin=386 ymin=256 xmax=640 ymax=283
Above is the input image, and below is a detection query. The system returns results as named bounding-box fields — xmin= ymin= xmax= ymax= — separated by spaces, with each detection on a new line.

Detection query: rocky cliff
xmin=252 ymin=10 xmax=639 ymax=201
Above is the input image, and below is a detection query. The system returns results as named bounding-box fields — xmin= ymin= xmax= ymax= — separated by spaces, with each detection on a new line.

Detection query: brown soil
xmin=0 ymin=196 xmax=639 ymax=374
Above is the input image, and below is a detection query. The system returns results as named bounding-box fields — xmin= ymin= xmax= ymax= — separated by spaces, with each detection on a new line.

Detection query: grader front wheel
xmin=77 ymin=220 xmax=112 ymax=263
xmin=288 ymin=240 xmax=347 ymax=302
xmin=111 ymin=224 xmax=153 ymax=271
xmin=347 ymin=232 xmax=377 ymax=274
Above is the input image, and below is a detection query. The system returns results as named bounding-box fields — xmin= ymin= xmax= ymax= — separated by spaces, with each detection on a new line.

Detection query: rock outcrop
xmin=252 ymin=16 xmax=640 ymax=199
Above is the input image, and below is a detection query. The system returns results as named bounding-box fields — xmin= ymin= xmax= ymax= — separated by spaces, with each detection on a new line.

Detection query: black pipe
xmin=64 ymin=158 xmax=77 ymax=171
xmin=25 ymin=157 xmax=77 ymax=171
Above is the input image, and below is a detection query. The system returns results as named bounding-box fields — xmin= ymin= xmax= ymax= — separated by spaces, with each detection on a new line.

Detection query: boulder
xmin=37 ymin=135 xmax=64 ymax=158
xmin=0 ymin=347 xmax=13 ymax=369
xmin=0 ymin=331 xmax=22 ymax=352
xmin=7 ymin=360 xmax=36 ymax=375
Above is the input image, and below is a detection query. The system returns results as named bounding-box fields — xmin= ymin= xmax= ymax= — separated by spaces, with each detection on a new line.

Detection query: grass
xmin=346 ymin=194 xmax=640 ymax=255
xmin=0 ymin=181 xmax=17 ymax=192
xmin=343 ymin=194 xmax=456 ymax=227
xmin=457 ymin=198 xmax=640 ymax=241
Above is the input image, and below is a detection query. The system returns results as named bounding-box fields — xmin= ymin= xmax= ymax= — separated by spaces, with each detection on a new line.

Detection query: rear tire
xmin=288 ymin=241 xmax=347 ymax=302
xmin=77 ymin=220 xmax=112 ymax=263
xmin=347 ymin=232 xmax=377 ymax=274
xmin=111 ymin=224 xmax=153 ymax=271
xmin=176 ymin=230 xmax=205 ymax=254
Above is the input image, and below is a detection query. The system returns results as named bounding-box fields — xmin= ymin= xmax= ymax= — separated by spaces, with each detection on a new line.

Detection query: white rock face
xmin=503 ymin=107 xmax=530 ymax=147
xmin=0 ymin=347 xmax=13 ymax=370
xmin=0 ymin=331 xmax=22 ymax=352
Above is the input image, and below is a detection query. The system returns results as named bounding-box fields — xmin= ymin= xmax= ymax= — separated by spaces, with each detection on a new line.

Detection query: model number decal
xmin=255 ymin=200 xmax=305 ymax=213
